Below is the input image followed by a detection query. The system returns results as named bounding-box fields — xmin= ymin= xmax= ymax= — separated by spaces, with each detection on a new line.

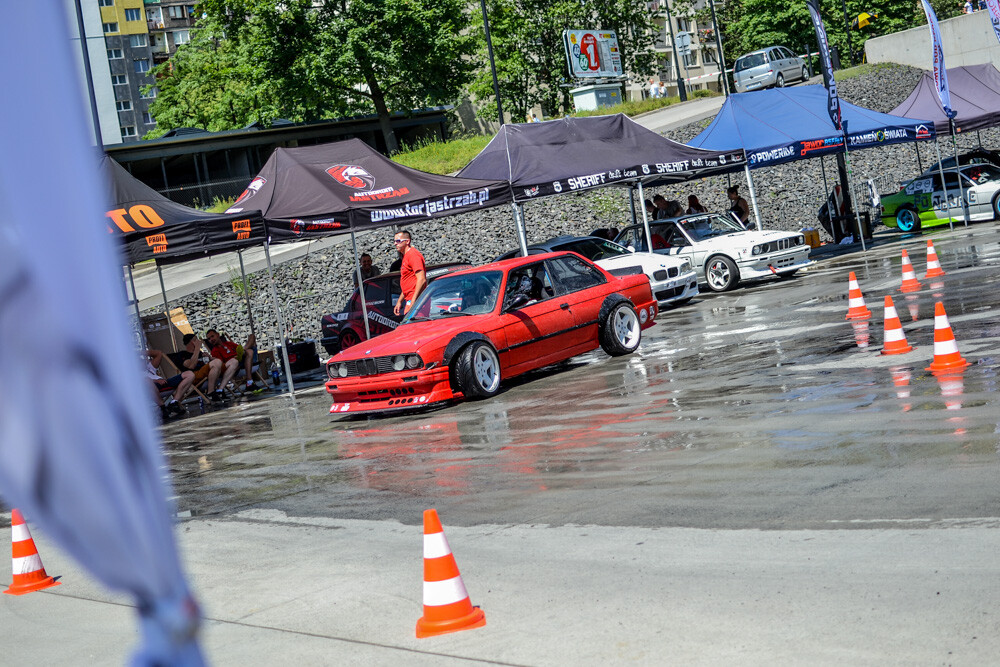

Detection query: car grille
xmin=653 ymin=267 xmax=679 ymax=281
xmin=336 ymin=356 xmax=396 ymax=378
xmin=758 ymin=237 xmax=804 ymax=254
xmin=655 ymin=286 xmax=685 ymax=300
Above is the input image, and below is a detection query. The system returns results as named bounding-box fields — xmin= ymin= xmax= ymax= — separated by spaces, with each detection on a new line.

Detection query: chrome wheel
xmin=706 ymin=256 xmax=739 ymax=291
xmin=613 ymin=306 xmax=641 ymax=350
xmin=472 ymin=346 xmax=500 ymax=393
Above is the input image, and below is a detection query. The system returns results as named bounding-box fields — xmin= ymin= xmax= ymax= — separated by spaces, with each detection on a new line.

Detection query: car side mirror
xmin=626 ymin=245 xmax=636 ymax=253
xmin=505 ymin=293 xmax=531 ymax=311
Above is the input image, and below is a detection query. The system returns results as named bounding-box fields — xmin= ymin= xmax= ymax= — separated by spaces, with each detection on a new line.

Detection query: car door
xmin=961 ymin=168 xmax=992 ymax=219
xmin=779 ymin=47 xmax=796 ymax=78
xmin=618 ymin=226 xmax=649 ymax=253
xmin=497 ymin=262 xmax=577 ymax=375
xmin=545 ymin=254 xmax=610 ymax=351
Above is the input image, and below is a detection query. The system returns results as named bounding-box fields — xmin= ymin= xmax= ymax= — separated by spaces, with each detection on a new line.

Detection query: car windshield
xmin=552 ymin=238 xmax=629 ymax=261
xmin=678 ymin=214 xmax=745 ymax=241
xmin=735 ymin=54 xmax=765 ymax=71
xmin=401 ymin=270 xmax=502 ymax=323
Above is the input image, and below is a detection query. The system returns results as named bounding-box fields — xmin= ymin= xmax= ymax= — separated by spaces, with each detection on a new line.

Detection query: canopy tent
xmin=225 ymin=138 xmax=513 ymax=242
xmin=457 ymin=114 xmax=747 ymax=200
xmin=101 ymin=155 xmax=266 ymax=265
xmin=689 ymin=85 xmax=937 ymax=168
xmin=890 ymin=64 xmax=1000 ymax=134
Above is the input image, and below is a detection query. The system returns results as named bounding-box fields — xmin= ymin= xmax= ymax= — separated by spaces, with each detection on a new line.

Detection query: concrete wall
xmin=865 ymin=10 xmax=1000 ymax=70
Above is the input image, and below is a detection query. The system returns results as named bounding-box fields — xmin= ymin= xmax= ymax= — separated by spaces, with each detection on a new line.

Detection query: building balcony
xmin=148 ymin=20 xmax=165 ymax=31
xmin=152 ymin=52 xmax=171 ymax=65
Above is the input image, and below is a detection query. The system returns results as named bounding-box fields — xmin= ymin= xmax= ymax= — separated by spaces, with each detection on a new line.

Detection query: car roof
xmin=494 ymin=235 xmax=613 ymax=261
xmin=452 ymin=251 xmax=578 ymax=276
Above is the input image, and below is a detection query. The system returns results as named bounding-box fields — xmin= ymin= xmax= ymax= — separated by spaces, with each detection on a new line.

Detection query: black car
xmin=320 ymin=263 xmax=471 ymax=355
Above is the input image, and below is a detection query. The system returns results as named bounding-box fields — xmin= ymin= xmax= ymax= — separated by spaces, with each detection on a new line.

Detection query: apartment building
xmin=646 ymin=0 xmax=725 ymax=98
xmin=144 ymin=1 xmax=198 ymax=68
xmin=98 ymin=0 xmax=157 ymax=141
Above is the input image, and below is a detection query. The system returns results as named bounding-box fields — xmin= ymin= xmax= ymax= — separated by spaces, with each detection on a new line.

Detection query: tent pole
xmin=351 ymin=229 xmax=371 ymax=340
xmin=156 ymin=264 xmax=179 ymax=352
xmin=840 ymin=130 xmax=867 ymax=252
xmin=743 ymin=164 xmax=762 ymax=230
xmin=237 ymin=250 xmax=257 ymax=341
xmin=933 ymin=137 xmax=954 ymax=232
xmin=264 ymin=241 xmax=296 ymax=398
xmin=126 ymin=264 xmax=144 ymax=349
xmin=627 ymin=184 xmax=637 ymax=227
xmin=977 ymin=130 xmax=983 ymax=148
xmin=950 ymin=120 xmax=969 ymax=226
xmin=513 ymin=202 xmax=528 ymax=256
xmin=637 ymin=181 xmax=654 ymax=252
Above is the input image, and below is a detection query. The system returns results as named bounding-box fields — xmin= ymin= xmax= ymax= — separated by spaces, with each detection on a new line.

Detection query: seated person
xmin=144 ymin=349 xmax=195 ymax=419
xmin=169 ymin=334 xmax=224 ymax=399
xmin=651 ymin=232 xmax=668 ymax=249
xmin=205 ymin=328 xmax=264 ymax=399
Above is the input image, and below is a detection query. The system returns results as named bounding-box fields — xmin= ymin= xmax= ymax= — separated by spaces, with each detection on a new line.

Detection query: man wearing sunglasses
xmin=392 ymin=231 xmax=427 ymax=316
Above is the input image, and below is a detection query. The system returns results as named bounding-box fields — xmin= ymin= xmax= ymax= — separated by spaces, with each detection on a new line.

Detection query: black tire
xmin=705 ymin=255 xmax=740 ymax=292
xmin=599 ymin=301 xmax=642 ymax=356
xmin=775 ymin=73 xmax=785 ymax=88
xmin=339 ymin=327 xmax=362 ymax=350
xmin=992 ymin=193 xmax=1000 ymax=220
xmin=895 ymin=207 xmax=921 ymax=233
xmin=801 ymin=66 xmax=809 ymax=82
xmin=454 ymin=341 xmax=501 ymax=398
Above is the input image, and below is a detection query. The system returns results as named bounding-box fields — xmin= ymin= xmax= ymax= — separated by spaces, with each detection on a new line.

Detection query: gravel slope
xmin=162 ymin=63 xmax=998 ymax=348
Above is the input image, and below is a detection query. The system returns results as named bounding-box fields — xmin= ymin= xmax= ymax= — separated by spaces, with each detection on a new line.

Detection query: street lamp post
xmin=708 ymin=0 xmax=729 ymax=96
xmin=840 ymin=0 xmax=854 ymax=67
xmin=479 ymin=0 xmax=505 ymax=125
xmin=663 ymin=0 xmax=687 ymax=102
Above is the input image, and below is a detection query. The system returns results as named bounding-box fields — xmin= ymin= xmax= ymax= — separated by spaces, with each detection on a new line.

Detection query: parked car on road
xmin=614 ymin=214 xmax=811 ymax=292
xmin=495 ymin=235 xmax=699 ymax=307
xmin=733 ymin=46 xmax=809 ymax=93
xmin=880 ymin=163 xmax=1000 ymax=232
xmin=325 ymin=252 xmax=657 ymax=415
xmin=319 ymin=263 xmax=470 ymax=355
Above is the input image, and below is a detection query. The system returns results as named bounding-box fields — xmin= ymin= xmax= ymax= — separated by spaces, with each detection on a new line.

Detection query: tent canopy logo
xmin=327 ymin=165 xmax=376 ymax=191
xmin=233 ymin=176 xmax=266 ymax=206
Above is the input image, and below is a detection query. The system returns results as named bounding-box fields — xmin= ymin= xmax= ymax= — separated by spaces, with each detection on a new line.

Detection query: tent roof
xmin=457 ymin=114 xmax=746 ymax=201
xmin=890 ymin=63 xmax=1000 ymax=134
xmin=227 ymin=138 xmax=513 ymax=243
xmin=689 ymin=85 xmax=936 ymax=168
xmin=101 ymin=155 xmax=265 ymax=265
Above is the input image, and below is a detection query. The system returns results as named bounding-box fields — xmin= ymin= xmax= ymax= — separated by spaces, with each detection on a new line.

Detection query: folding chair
xmin=160 ymin=354 xmax=210 ymax=403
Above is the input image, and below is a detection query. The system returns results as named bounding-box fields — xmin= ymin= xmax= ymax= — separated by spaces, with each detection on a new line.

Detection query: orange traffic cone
xmin=845 ymin=272 xmax=871 ymax=320
xmin=4 ymin=509 xmax=60 ymax=596
xmin=416 ymin=509 xmax=485 ymax=638
xmin=899 ymin=249 xmax=922 ymax=293
xmin=925 ymin=240 xmax=946 ymax=278
xmin=926 ymin=302 xmax=970 ymax=374
xmin=881 ymin=296 xmax=914 ymax=355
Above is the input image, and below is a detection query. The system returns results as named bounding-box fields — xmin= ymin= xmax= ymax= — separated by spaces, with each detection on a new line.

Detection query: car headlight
xmin=406 ymin=354 xmax=423 ymax=369
xmin=392 ymin=355 xmax=406 ymax=371
xmin=680 ymin=258 xmax=693 ymax=272
xmin=328 ymin=362 xmax=348 ymax=379
xmin=797 ymin=235 xmax=805 ymax=246
xmin=752 ymin=244 xmax=765 ymax=256
xmin=337 ymin=363 xmax=348 ymax=377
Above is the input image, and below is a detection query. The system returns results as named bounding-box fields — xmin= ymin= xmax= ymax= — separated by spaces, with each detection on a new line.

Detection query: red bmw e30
xmin=325 ymin=251 xmax=657 ymax=414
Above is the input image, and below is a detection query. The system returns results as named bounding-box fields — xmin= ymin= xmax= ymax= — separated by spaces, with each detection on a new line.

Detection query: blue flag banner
xmin=806 ymin=0 xmax=842 ymax=131
xmin=919 ymin=0 xmax=957 ymax=119
xmin=986 ymin=0 xmax=1000 ymax=45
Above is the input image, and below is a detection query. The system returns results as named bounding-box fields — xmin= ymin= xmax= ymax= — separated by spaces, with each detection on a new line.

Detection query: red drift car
xmin=325 ymin=251 xmax=657 ymax=415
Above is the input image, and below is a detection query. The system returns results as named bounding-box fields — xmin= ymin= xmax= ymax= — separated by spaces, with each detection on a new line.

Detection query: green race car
xmin=880 ymin=164 xmax=1000 ymax=232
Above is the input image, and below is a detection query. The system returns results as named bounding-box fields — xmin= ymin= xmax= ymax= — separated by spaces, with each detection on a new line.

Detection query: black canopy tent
xmin=457 ymin=114 xmax=747 ymax=254
xmin=227 ymin=137 xmax=515 ymax=346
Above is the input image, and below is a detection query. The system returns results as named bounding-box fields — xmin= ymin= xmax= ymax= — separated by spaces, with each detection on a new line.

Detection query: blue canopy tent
xmin=689 ymin=85 xmax=937 ymax=242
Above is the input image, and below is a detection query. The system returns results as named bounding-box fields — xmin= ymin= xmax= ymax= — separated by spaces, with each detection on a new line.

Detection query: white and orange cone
xmin=925 ymin=240 xmax=946 ymax=279
xmin=900 ymin=249 xmax=922 ymax=293
xmin=845 ymin=272 xmax=872 ymax=320
xmin=881 ymin=296 xmax=914 ymax=355
xmin=851 ymin=320 xmax=870 ymax=348
xmin=4 ymin=509 xmax=60 ymax=596
xmin=926 ymin=302 xmax=971 ymax=374
xmin=416 ymin=509 xmax=485 ymax=638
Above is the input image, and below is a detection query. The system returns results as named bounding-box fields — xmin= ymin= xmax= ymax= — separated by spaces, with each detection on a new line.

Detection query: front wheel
xmin=992 ymin=193 xmax=1000 ymax=220
xmin=454 ymin=341 xmax=501 ymax=398
xmin=775 ymin=73 xmax=785 ymax=88
xmin=896 ymin=207 xmax=921 ymax=233
xmin=705 ymin=255 xmax=740 ymax=291
xmin=599 ymin=301 xmax=642 ymax=356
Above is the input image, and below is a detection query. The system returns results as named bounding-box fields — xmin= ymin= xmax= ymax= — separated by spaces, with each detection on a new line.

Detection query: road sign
xmin=675 ymin=31 xmax=691 ymax=56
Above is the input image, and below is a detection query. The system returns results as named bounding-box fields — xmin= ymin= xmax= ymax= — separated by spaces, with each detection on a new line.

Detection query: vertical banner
xmin=986 ymin=0 xmax=1000 ymax=45
xmin=919 ymin=0 xmax=957 ymax=119
xmin=806 ymin=0 xmax=842 ymax=131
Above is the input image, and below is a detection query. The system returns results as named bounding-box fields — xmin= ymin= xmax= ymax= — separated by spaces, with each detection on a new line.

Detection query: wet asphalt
xmin=160 ymin=224 xmax=1000 ymax=532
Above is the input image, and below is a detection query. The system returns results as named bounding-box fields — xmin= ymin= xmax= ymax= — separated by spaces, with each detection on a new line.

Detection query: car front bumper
xmin=651 ymin=269 xmax=699 ymax=305
xmin=326 ymin=365 xmax=455 ymax=414
xmin=737 ymin=249 xmax=812 ymax=280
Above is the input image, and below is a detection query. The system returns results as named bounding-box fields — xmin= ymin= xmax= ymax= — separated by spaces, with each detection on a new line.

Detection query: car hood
xmin=596 ymin=252 xmax=687 ymax=273
xmin=691 ymin=229 xmax=799 ymax=251
xmin=329 ymin=315 xmax=489 ymax=361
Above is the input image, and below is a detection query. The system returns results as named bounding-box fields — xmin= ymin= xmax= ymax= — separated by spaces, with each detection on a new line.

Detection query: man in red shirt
xmin=205 ymin=328 xmax=243 ymax=402
xmin=393 ymin=231 xmax=427 ymax=316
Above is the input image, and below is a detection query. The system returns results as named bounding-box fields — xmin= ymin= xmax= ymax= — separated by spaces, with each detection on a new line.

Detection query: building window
xmin=98 ymin=0 xmax=114 ymax=5
xmin=168 ymin=5 xmax=185 ymax=18
xmin=143 ymin=112 xmax=156 ymax=125
xmin=116 ymin=100 xmax=133 ymax=112
xmin=124 ymin=8 xmax=142 ymax=21
xmin=107 ymin=48 xmax=124 ymax=59
xmin=129 ymin=34 xmax=148 ymax=48
xmin=173 ymin=30 xmax=191 ymax=45
xmin=140 ymin=86 xmax=157 ymax=99
xmin=683 ymin=51 xmax=698 ymax=68
xmin=111 ymin=74 xmax=128 ymax=85
xmin=102 ymin=22 xmax=119 ymax=33
xmin=134 ymin=59 xmax=151 ymax=74
xmin=120 ymin=126 xmax=137 ymax=138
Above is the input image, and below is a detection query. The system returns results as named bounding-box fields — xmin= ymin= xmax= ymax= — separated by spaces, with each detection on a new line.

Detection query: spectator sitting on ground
xmin=169 ymin=333 xmax=224 ymax=399
xmin=144 ymin=349 xmax=195 ymax=420
xmin=686 ymin=195 xmax=707 ymax=214
xmin=352 ymin=253 xmax=381 ymax=287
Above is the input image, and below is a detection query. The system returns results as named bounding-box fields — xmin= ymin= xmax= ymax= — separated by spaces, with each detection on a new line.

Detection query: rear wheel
xmin=454 ymin=341 xmax=501 ymax=398
xmin=599 ymin=302 xmax=642 ymax=356
xmin=706 ymin=255 xmax=740 ymax=292
xmin=801 ymin=66 xmax=809 ymax=82
xmin=339 ymin=327 xmax=362 ymax=351
xmin=992 ymin=193 xmax=1000 ymax=220
xmin=895 ymin=207 xmax=921 ymax=233
xmin=775 ymin=73 xmax=785 ymax=88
